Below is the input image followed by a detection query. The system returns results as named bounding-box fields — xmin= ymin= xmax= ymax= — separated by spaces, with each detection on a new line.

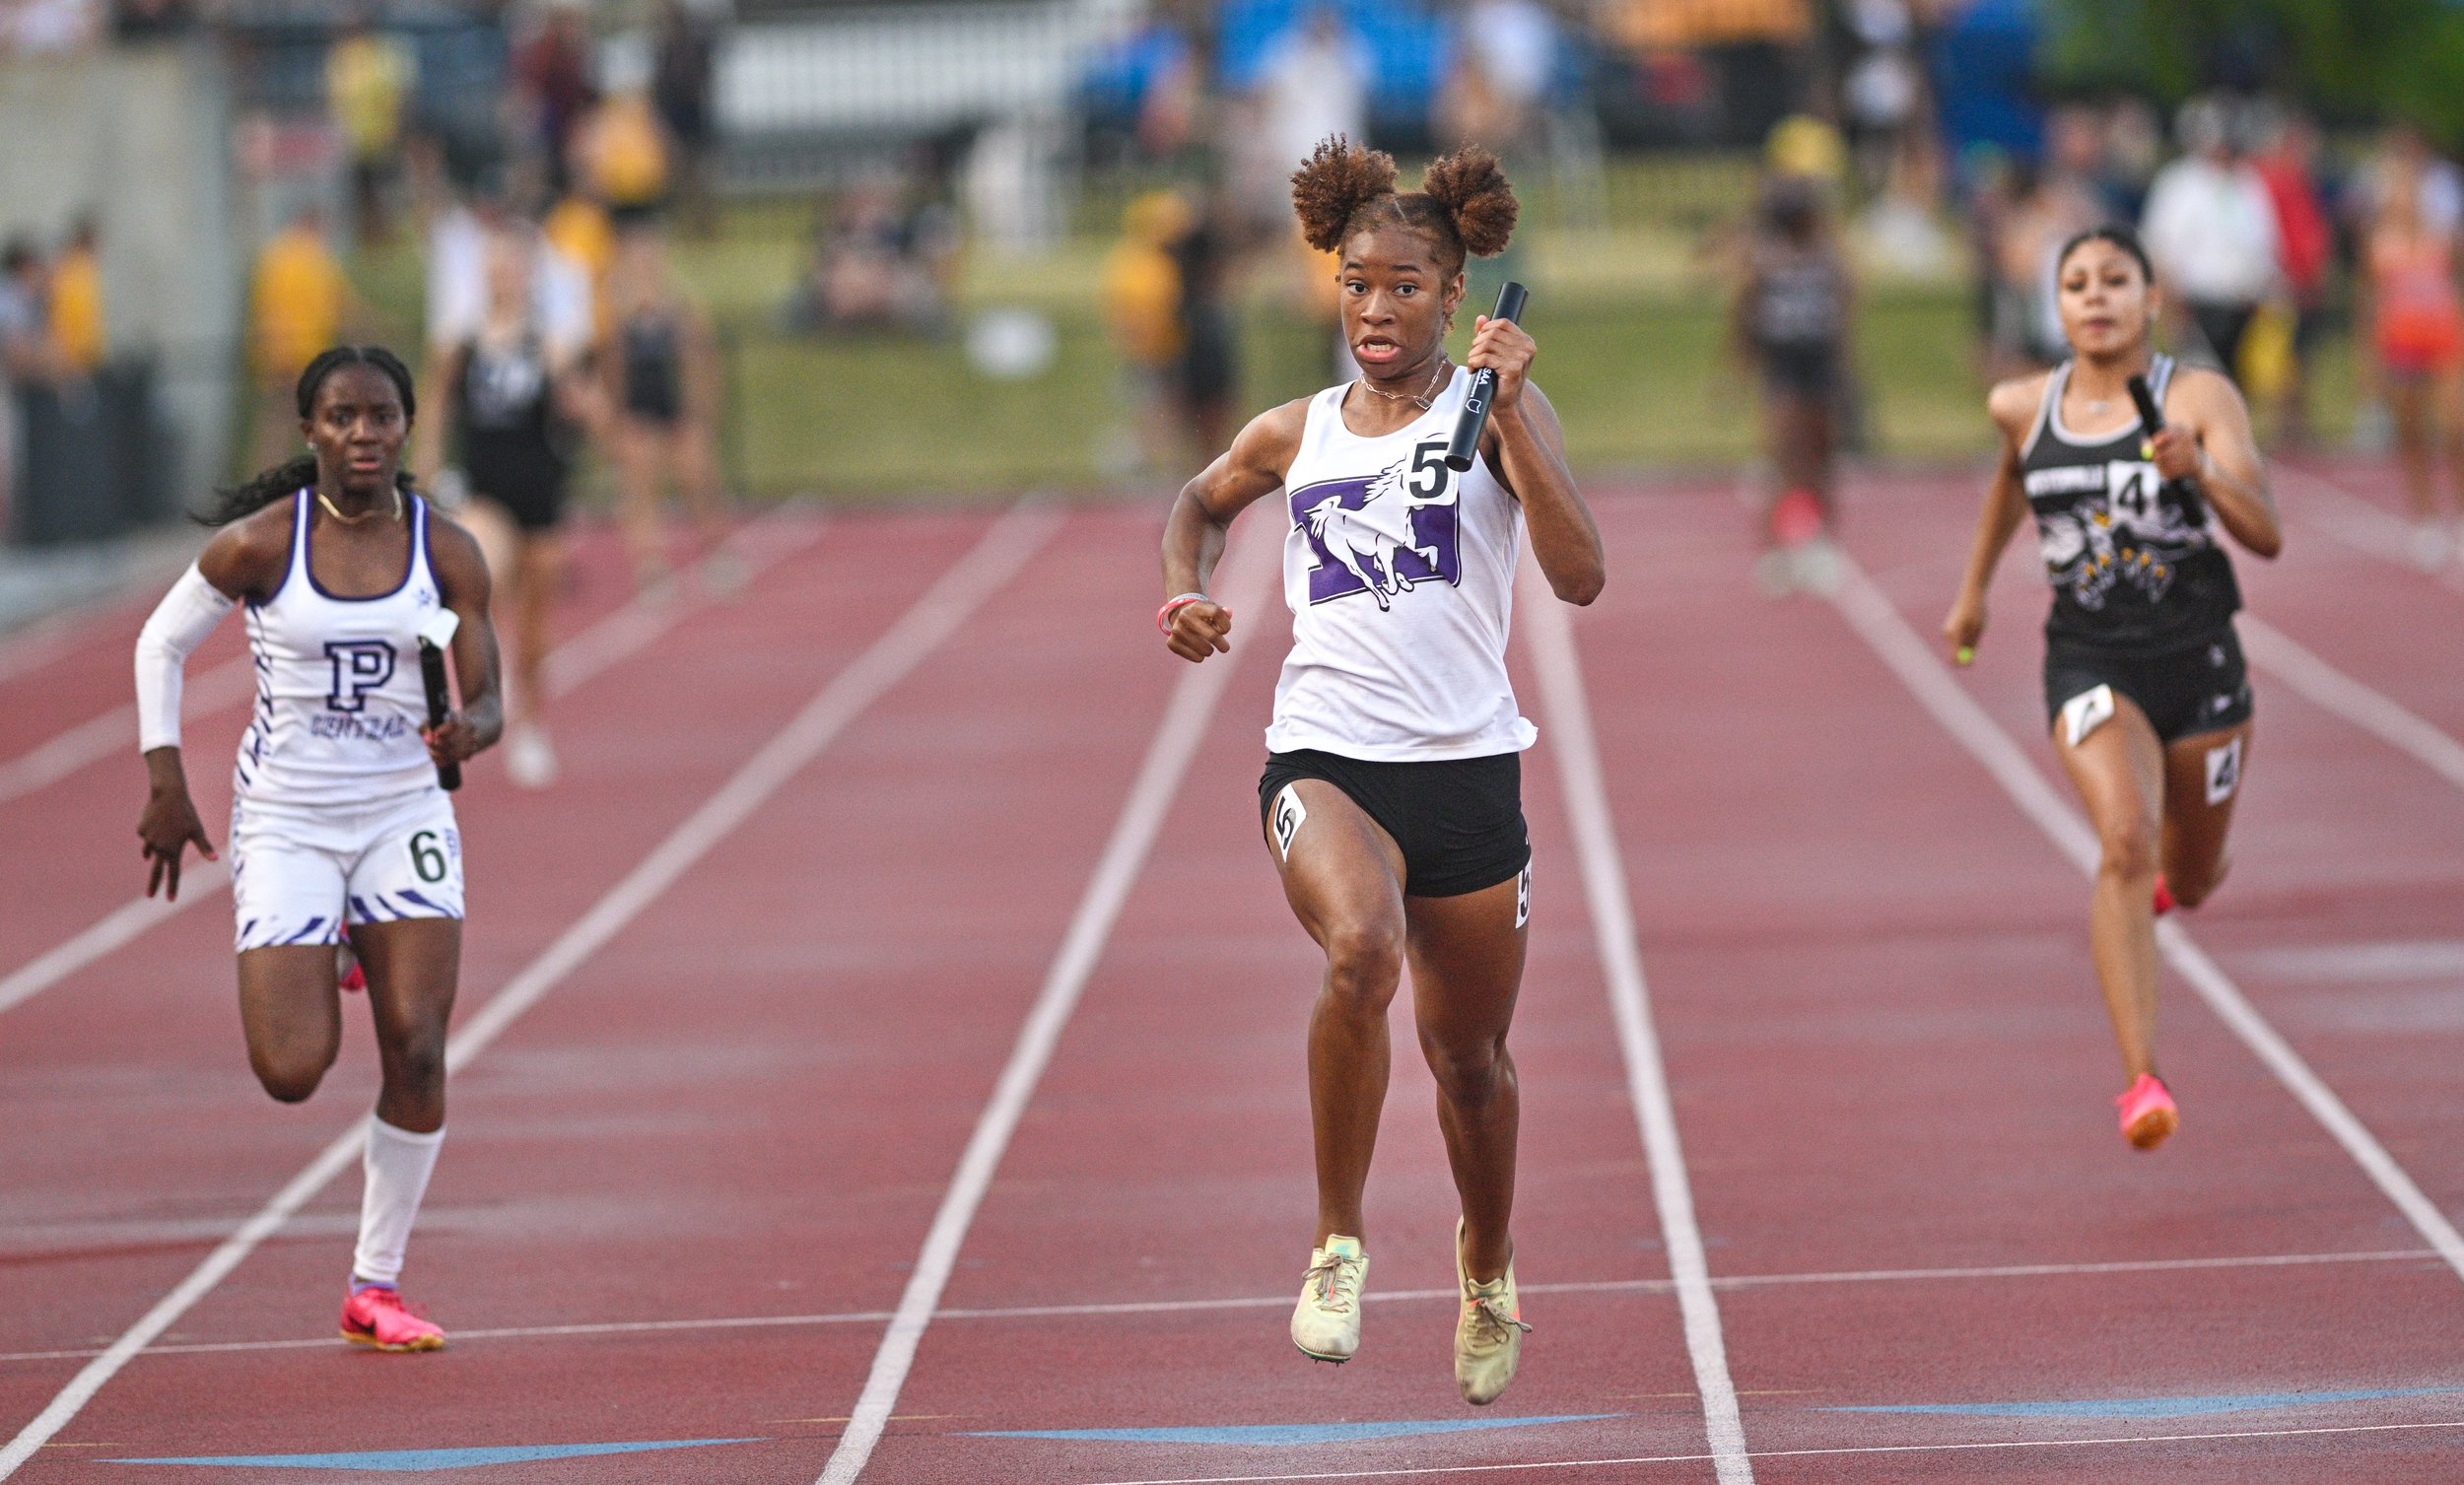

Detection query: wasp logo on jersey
xmin=2027 ymin=459 xmax=2212 ymax=611
xmin=1289 ymin=439 xmax=1462 ymax=610
xmin=324 ymin=640 xmax=396 ymax=712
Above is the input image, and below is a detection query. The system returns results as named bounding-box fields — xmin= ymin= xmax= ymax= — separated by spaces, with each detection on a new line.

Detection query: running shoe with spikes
xmin=1290 ymin=1235 xmax=1366 ymax=1363
xmin=340 ymin=1284 xmax=445 ymax=1352
xmin=2153 ymin=877 xmax=2177 ymax=916
xmin=336 ymin=933 xmax=365 ymax=994
xmin=1453 ymin=1218 xmax=1530 ymax=1405
xmin=2116 ymin=1073 xmax=2178 ymax=1151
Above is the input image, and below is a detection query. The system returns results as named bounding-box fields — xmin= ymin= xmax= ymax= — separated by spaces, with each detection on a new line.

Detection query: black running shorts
xmin=1257 ymin=749 xmax=1531 ymax=899
xmin=2043 ymin=625 xmax=2253 ymax=745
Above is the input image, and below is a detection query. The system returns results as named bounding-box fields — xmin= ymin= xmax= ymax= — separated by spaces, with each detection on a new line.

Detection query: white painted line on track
xmin=1523 ymin=564 xmax=1752 ymax=1485
xmin=0 ymin=503 xmax=1054 ymax=1482
xmin=2 ymin=1248 xmax=2431 ymax=1367
xmin=0 ymin=507 xmax=822 ymax=808
xmin=1827 ymin=555 xmax=2464 ymax=1286
xmin=0 ymin=511 xmax=826 ymax=1018
xmin=813 ymin=519 xmax=1277 ymax=1485
xmin=2277 ymin=464 xmax=2464 ymax=594
xmin=2239 ymin=614 xmax=2464 ymax=793
xmin=1069 ymin=1417 xmax=2464 ymax=1485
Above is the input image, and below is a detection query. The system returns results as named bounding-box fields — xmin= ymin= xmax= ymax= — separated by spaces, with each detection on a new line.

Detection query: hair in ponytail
xmin=197 ymin=345 xmax=420 ymax=526
xmin=1290 ymin=136 xmax=1519 ymax=273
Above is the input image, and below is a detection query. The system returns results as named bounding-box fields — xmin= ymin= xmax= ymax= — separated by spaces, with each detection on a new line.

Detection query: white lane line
xmin=813 ymin=521 xmax=1276 ymax=1485
xmin=2240 ymin=614 xmax=2464 ymax=793
xmin=2277 ymin=464 xmax=2464 ymax=594
xmin=1827 ymin=556 xmax=2464 ymax=1286
xmin=1069 ymin=1418 xmax=2464 ymax=1485
xmin=1524 ymin=567 xmax=1752 ymax=1485
xmin=4 ymin=1249 xmax=2430 ymax=1368
xmin=0 ymin=508 xmax=821 ymax=808
xmin=0 ymin=512 xmax=826 ymax=1018
xmin=0 ymin=504 xmax=1056 ymax=1482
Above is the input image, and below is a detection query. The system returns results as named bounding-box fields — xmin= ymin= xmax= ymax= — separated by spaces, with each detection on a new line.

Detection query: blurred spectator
xmin=2042 ymin=103 xmax=2125 ymax=222
xmin=48 ymin=215 xmax=104 ymax=378
xmin=2098 ymin=97 xmax=2165 ymax=223
xmin=326 ymin=12 xmax=415 ymax=246
xmin=1732 ymin=174 xmax=1851 ymax=596
xmin=0 ymin=0 xmax=102 ymax=55
xmin=1250 ymin=8 xmax=1367 ymax=221
xmin=1989 ymin=158 xmax=2100 ymax=375
xmin=2250 ymin=104 xmax=2332 ymax=445
xmin=1435 ymin=0 xmax=1555 ymax=158
xmin=514 ymin=2 xmax=597 ymax=196
xmin=2141 ymin=97 xmax=2278 ymax=383
xmin=784 ymin=174 xmax=957 ymax=335
xmin=602 ymin=227 xmax=733 ymax=591
xmin=542 ymin=188 xmax=617 ymax=347
xmin=1840 ymin=0 xmax=1923 ymax=197
xmin=2361 ymin=153 xmax=2464 ymax=570
xmin=1101 ymin=190 xmax=1190 ymax=475
xmin=573 ymin=88 xmax=672 ymax=227
xmin=0 ymin=237 xmax=55 ymax=530
xmin=247 ymin=206 xmax=359 ymax=467
xmin=1169 ymin=190 xmax=1240 ymax=460
xmin=650 ymin=1 xmax=719 ymax=236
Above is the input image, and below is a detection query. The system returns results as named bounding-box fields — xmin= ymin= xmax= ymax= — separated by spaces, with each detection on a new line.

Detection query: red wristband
xmin=1157 ymin=593 xmax=1207 ymax=636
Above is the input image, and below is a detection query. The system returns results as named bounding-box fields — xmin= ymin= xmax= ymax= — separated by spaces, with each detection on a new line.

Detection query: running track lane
xmin=1614 ymin=475 xmax=2464 ymax=1482
xmin=0 ymin=504 xmax=1246 ymax=1483
xmin=0 ymin=507 xmax=1019 ymax=1448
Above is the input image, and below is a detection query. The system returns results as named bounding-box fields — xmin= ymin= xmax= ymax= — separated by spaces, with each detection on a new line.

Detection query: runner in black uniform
xmin=416 ymin=224 xmax=587 ymax=788
xmin=1944 ymin=225 xmax=2283 ymax=1151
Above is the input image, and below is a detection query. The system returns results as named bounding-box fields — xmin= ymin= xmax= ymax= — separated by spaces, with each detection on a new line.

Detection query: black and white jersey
xmin=2018 ymin=355 xmax=2240 ymax=651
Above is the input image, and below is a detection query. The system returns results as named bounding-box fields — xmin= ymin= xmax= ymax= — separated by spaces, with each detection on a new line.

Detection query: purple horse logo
xmin=1290 ymin=440 xmax=1461 ymax=609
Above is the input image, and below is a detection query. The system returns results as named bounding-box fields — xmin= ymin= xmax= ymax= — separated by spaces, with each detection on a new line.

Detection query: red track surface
xmin=1 ymin=465 xmax=2460 ymax=1484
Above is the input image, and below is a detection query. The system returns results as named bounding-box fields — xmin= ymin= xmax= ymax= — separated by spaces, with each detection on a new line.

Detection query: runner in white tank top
xmin=133 ymin=347 xmax=504 ymax=1352
xmin=1160 ymin=139 xmax=1603 ymax=1405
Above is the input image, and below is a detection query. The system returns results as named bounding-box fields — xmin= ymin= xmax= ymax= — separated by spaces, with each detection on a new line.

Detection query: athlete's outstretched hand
xmin=1165 ymin=600 xmax=1233 ymax=663
xmin=137 ymin=781 xmax=217 ymax=901
xmin=1467 ymin=313 xmax=1538 ymax=413
xmin=1943 ymin=588 xmax=1988 ymax=659
xmin=423 ymin=713 xmax=482 ymax=769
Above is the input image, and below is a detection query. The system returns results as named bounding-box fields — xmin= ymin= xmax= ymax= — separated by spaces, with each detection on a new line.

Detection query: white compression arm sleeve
xmin=134 ymin=564 xmax=238 ymax=753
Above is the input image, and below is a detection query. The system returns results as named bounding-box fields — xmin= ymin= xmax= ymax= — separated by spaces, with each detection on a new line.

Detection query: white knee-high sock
xmin=353 ymin=1118 xmax=445 ymax=1287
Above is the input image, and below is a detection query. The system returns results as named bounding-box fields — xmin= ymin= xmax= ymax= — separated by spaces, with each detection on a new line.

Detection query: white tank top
xmin=236 ymin=492 xmax=446 ymax=808
xmin=1266 ymin=366 xmax=1537 ymax=762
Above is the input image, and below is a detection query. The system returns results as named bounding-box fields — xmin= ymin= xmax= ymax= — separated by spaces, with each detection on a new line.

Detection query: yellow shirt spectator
xmin=1102 ymin=191 xmax=1190 ymax=368
xmin=50 ymin=243 xmax=104 ymax=375
xmin=582 ymin=93 xmax=670 ymax=211
xmin=327 ymin=31 xmax=413 ymax=164
xmin=250 ymin=224 xmax=348 ymax=377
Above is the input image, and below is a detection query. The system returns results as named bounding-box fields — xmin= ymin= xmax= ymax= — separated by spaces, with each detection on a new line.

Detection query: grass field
xmin=352 ymin=186 xmax=2361 ymax=501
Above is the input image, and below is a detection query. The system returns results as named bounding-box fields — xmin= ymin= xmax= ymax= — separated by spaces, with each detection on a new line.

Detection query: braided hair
xmin=1290 ymin=136 xmax=1519 ymax=276
xmin=199 ymin=345 xmax=419 ymax=526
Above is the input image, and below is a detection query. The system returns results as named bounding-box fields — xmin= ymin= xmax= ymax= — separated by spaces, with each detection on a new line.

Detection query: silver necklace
xmin=1356 ymin=359 xmax=1449 ymax=412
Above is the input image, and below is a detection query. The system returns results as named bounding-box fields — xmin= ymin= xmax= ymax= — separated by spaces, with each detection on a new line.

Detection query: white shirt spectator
xmin=1464 ymin=0 xmax=1554 ymax=109
xmin=2142 ymin=155 xmax=2280 ymax=307
xmin=1262 ymin=15 xmax=1369 ymax=176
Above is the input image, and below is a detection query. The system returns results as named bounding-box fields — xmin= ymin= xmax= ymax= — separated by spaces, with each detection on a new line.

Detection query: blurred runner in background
xmin=1734 ymin=174 xmax=1850 ymax=595
xmin=416 ymin=221 xmax=591 ymax=789
xmin=2362 ymin=152 xmax=2464 ymax=571
xmin=603 ymin=227 xmax=734 ymax=592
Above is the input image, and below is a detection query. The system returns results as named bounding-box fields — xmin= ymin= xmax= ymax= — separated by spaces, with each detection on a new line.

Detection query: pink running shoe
xmin=336 ymin=934 xmax=366 ymax=994
xmin=340 ymin=1285 xmax=445 ymax=1352
xmin=2153 ymin=877 xmax=2177 ymax=917
xmin=2116 ymin=1074 xmax=2178 ymax=1151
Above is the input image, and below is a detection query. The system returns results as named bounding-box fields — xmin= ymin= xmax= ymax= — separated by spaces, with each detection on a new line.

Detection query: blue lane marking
xmin=964 ymin=1414 xmax=1622 ymax=1447
xmin=1823 ymin=1388 xmax=2464 ymax=1420
xmin=103 ymin=1438 xmax=766 ymax=1471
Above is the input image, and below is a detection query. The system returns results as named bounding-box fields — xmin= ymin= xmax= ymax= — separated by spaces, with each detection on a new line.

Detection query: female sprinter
xmin=134 ymin=346 xmax=503 ymax=1349
xmin=416 ymin=222 xmax=587 ymax=788
xmin=1944 ymin=226 xmax=2281 ymax=1151
xmin=1160 ymin=139 xmax=1603 ymax=1405
xmin=603 ymin=228 xmax=736 ymax=592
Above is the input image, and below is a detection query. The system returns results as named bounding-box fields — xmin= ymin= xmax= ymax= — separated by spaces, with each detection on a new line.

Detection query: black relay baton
xmin=1444 ymin=280 xmax=1529 ymax=473
xmin=2126 ymin=373 xmax=2205 ymax=521
xmin=415 ymin=610 xmax=462 ymax=792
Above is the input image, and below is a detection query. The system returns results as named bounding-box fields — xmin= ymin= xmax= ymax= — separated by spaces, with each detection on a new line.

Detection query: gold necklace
xmin=1356 ymin=359 xmax=1450 ymax=412
xmin=316 ymin=487 xmax=403 ymax=526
